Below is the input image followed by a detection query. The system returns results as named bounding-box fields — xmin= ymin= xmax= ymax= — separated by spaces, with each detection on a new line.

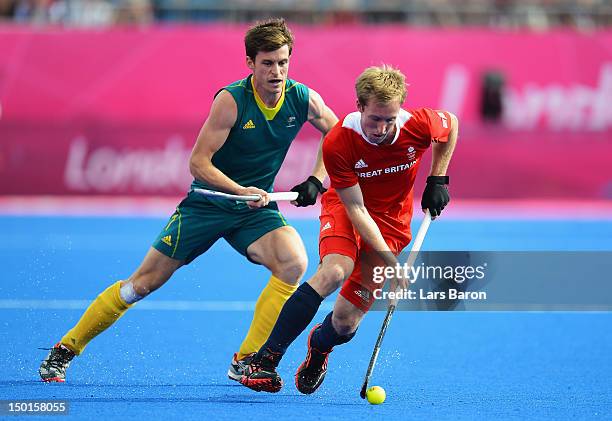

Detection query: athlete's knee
xmin=310 ymin=260 xmax=352 ymax=297
xmin=321 ymin=263 xmax=348 ymax=288
xmin=275 ymin=252 xmax=308 ymax=284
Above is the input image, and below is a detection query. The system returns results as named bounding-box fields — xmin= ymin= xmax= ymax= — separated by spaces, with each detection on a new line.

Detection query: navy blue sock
xmin=261 ymin=282 xmax=323 ymax=357
xmin=310 ymin=312 xmax=357 ymax=353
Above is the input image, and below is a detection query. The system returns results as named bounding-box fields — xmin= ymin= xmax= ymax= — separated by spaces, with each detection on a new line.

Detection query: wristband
xmin=426 ymin=175 xmax=449 ymax=185
xmin=307 ymin=176 xmax=325 ymax=192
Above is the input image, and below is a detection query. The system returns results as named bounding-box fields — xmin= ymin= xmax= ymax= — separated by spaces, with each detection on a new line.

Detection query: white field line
xmin=0 ymin=299 xmax=335 ymax=312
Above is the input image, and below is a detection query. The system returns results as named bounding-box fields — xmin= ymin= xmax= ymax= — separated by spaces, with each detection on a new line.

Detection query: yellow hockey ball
xmin=366 ymin=386 xmax=386 ymax=405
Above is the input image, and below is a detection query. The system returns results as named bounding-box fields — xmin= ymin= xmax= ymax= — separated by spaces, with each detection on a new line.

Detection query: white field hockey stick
xmin=359 ymin=210 xmax=432 ymax=399
xmin=193 ymin=188 xmax=298 ymax=202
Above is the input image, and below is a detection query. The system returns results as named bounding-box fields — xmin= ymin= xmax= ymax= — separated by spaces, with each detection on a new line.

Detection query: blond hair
xmin=355 ymin=65 xmax=407 ymax=106
xmin=245 ymin=18 xmax=294 ymax=60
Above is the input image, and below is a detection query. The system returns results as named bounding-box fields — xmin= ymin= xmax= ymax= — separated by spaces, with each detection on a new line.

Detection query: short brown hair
xmin=355 ymin=65 xmax=407 ymax=106
xmin=245 ymin=18 xmax=294 ymax=60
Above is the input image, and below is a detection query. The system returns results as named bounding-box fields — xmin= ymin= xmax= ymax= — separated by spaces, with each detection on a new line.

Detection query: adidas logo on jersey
xmin=321 ymin=222 xmax=332 ymax=231
xmin=243 ymin=120 xmax=256 ymax=129
xmin=354 ymin=159 xmax=368 ymax=169
xmin=161 ymin=235 xmax=172 ymax=246
xmin=354 ymin=289 xmax=370 ymax=301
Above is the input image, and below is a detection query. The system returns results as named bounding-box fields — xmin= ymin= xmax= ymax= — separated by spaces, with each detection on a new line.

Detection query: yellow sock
xmin=237 ymin=275 xmax=298 ymax=360
xmin=61 ymin=281 xmax=132 ymax=355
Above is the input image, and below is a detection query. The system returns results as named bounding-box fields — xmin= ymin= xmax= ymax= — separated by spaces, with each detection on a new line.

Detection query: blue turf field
xmin=1 ymin=216 xmax=611 ymax=420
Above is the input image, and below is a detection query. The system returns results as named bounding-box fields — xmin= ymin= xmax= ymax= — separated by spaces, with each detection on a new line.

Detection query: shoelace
xmin=248 ymin=351 xmax=280 ymax=374
xmin=43 ymin=347 xmax=73 ymax=370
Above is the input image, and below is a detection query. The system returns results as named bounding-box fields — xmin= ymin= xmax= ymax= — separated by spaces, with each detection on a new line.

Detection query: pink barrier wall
xmin=0 ymin=25 xmax=611 ymax=198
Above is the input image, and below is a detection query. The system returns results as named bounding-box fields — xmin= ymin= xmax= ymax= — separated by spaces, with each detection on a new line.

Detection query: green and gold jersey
xmin=191 ymin=74 xmax=310 ymax=193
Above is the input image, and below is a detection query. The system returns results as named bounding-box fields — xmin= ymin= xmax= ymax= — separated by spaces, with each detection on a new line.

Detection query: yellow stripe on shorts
xmin=171 ymin=209 xmax=183 ymax=258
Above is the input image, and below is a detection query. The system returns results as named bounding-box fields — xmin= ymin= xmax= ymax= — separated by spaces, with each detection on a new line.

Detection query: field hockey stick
xmin=359 ymin=210 xmax=432 ymax=399
xmin=193 ymin=188 xmax=298 ymax=202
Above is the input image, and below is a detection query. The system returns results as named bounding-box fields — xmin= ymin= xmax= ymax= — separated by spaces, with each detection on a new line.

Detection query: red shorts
xmin=318 ymin=194 xmax=407 ymax=312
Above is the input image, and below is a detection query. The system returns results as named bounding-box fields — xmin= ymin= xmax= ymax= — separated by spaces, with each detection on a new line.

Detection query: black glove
xmin=290 ymin=176 xmax=326 ymax=207
xmin=421 ymin=176 xmax=450 ymax=218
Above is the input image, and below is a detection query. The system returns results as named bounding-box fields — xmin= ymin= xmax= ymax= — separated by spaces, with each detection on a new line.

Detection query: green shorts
xmin=152 ymin=191 xmax=289 ymax=264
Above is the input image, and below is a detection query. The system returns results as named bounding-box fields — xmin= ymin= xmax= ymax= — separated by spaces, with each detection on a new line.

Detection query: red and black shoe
xmin=239 ymin=348 xmax=283 ymax=393
xmin=295 ymin=324 xmax=331 ymax=395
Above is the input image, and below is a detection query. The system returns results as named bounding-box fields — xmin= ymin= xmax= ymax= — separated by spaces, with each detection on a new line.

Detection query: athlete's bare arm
xmin=307 ymin=89 xmax=338 ymax=183
xmin=430 ymin=112 xmax=458 ymax=176
xmin=335 ymin=184 xmax=398 ymax=267
xmin=189 ymin=90 xmax=269 ymax=206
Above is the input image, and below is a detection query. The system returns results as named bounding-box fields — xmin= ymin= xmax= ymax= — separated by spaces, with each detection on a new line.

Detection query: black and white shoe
xmin=39 ymin=343 xmax=76 ymax=383
xmin=228 ymin=352 xmax=256 ymax=382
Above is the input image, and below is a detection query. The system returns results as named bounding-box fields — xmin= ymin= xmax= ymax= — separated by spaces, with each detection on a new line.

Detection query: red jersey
xmin=322 ymin=107 xmax=452 ymax=245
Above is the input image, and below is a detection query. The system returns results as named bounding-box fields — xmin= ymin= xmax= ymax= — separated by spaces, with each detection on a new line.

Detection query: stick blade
xmin=360 ymin=382 xmax=367 ymax=399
